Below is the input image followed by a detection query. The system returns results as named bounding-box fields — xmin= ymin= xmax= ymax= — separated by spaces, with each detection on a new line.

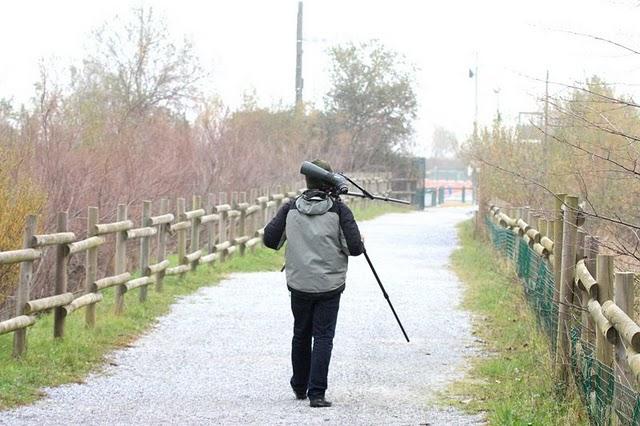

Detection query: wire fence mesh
xmin=485 ymin=216 xmax=640 ymax=425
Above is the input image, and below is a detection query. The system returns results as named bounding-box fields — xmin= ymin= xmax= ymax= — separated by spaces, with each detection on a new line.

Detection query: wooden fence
xmin=485 ymin=196 xmax=640 ymax=424
xmin=0 ymin=176 xmax=403 ymax=358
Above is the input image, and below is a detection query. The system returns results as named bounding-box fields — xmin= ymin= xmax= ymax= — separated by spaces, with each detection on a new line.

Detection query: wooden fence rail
xmin=487 ymin=196 xmax=640 ymax=423
xmin=0 ymin=176 xmax=405 ymax=357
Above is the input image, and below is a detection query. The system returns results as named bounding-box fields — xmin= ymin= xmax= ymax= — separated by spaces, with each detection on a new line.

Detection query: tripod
xmin=363 ymin=248 xmax=410 ymax=342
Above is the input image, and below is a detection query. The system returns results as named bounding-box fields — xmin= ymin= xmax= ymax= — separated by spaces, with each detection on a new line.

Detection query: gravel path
xmin=0 ymin=207 xmax=484 ymax=425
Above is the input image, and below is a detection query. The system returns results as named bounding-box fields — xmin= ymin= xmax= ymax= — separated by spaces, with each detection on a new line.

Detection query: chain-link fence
xmin=486 ymin=216 xmax=640 ymax=425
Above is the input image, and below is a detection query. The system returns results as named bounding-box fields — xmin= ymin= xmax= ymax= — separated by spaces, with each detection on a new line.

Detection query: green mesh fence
xmin=485 ymin=216 xmax=640 ymax=425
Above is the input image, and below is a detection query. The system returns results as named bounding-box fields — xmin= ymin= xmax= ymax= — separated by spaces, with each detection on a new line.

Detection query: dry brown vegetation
xmin=0 ymin=7 xmax=418 ymax=315
xmin=465 ymin=75 xmax=640 ymax=270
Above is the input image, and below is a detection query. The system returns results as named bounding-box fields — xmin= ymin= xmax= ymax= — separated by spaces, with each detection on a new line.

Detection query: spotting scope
xmin=300 ymin=161 xmax=349 ymax=194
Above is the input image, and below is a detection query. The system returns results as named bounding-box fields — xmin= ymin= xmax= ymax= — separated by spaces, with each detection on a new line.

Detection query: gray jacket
xmin=263 ymin=190 xmax=364 ymax=295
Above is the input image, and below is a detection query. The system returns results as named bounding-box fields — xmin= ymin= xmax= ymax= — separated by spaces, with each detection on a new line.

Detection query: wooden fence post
xmin=239 ymin=192 xmax=247 ymax=256
xmin=156 ymin=199 xmax=168 ymax=292
xmin=115 ymin=204 xmax=127 ymax=314
xmin=552 ymin=194 xmax=567 ymax=311
xmin=206 ymin=194 xmax=216 ymax=256
xmin=176 ymin=198 xmax=187 ymax=277
xmin=615 ymin=272 xmax=636 ymax=389
xmin=139 ymin=201 xmax=152 ymax=302
xmin=189 ymin=195 xmax=202 ymax=271
xmin=555 ymin=195 xmax=578 ymax=390
xmin=86 ymin=207 xmax=99 ymax=327
xmin=218 ymin=192 xmax=228 ymax=263
xmin=13 ymin=214 xmax=37 ymax=357
xmin=54 ymin=211 xmax=69 ymax=338
xmin=595 ymin=255 xmax=615 ymax=367
xmin=576 ymin=230 xmax=590 ymax=343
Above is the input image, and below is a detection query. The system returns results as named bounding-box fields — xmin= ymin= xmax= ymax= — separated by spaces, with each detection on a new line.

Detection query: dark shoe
xmin=291 ymin=386 xmax=307 ymax=400
xmin=309 ymin=397 xmax=332 ymax=408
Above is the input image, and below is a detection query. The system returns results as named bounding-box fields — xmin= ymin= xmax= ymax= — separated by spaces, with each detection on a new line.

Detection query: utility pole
xmin=543 ymin=70 xmax=550 ymax=185
xmin=295 ymin=1 xmax=303 ymax=107
xmin=544 ymin=70 xmax=549 ymax=145
xmin=473 ymin=52 xmax=479 ymax=140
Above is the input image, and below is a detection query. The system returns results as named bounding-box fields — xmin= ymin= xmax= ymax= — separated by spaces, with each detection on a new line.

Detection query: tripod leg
xmin=363 ymin=249 xmax=410 ymax=343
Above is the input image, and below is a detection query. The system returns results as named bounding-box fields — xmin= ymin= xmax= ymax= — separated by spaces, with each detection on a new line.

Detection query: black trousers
xmin=289 ymin=291 xmax=341 ymax=398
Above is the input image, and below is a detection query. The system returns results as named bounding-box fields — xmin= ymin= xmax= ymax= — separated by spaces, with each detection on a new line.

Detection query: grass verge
xmin=445 ymin=220 xmax=586 ymax=425
xmin=0 ymin=202 xmax=409 ymax=409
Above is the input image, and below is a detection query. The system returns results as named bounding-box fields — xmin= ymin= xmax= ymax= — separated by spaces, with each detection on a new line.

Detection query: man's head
xmin=305 ymin=159 xmax=333 ymax=191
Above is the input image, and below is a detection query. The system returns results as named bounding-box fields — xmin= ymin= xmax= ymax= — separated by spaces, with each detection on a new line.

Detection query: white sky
xmin=1 ymin=0 xmax=640 ymax=156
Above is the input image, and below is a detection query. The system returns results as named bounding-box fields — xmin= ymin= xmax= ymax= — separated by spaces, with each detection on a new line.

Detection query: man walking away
xmin=263 ymin=159 xmax=364 ymax=408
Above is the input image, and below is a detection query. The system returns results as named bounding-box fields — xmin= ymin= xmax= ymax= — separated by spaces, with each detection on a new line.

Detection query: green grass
xmin=445 ymin=220 xmax=586 ymax=425
xmin=350 ymin=201 xmax=411 ymax=221
xmin=0 ymin=202 xmax=409 ymax=409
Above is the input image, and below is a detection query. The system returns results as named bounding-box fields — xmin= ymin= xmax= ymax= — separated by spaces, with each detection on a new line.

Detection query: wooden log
xmin=200 ymin=213 xmax=219 ymax=224
xmin=256 ymin=196 xmax=269 ymax=204
xmin=149 ymin=213 xmax=174 ymax=226
xmin=246 ymin=237 xmax=262 ymax=248
xmin=614 ymin=272 xmax=636 ymax=392
xmin=166 ymin=264 xmax=191 ymax=276
xmin=31 ymin=232 xmax=76 ymax=247
xmin=176 ymin=198 xmax=187 ymax=277
xmin=588 ymin=299 xmax=618 ymax=344
xmin=66 ymin=236 xmax=105 ymax=255
xmin=245 ymin=205 xmax=261 ymax=216
xmin=1 ymin=315 xmax=36 ymax=336
xmin=63 ymin=293 xmax=103 ymax=316
xmin=227 ymin=210 xmax=240 ymax=218
xmin=181 ymin=208 xmax=206 ymax=220
xmin=575 ymin=259 xmax=598 ymax=299
xmin=92 ymin=272 xmax=132 ymax=291
xmin=139 ymin=201 xmax=152 ymax=302
xmin=526 ymin=228 xmax=541 ymax=245
xmin=533 ymin=243 xmax=548 ymax=258
xmin=25 ymin=292 xmax=75 ymax=314
xmin=555 ymin=194 xmax=576 ymax=390
xmin=114 ymin=204 xmax=127 ymax=314
xmin=627 ymin=349 xmax=640 ymax=384
xmin=183 ymin=250 xmax=202 ymax=264
xmin=156 ymin=199 xmax=169 ymax=292
xmin=523 ymin=234 xmax=531 ymax=246
xmin=54 ymin=212 xmax=69 ymax=338
xmin=602 ymin=299 xmax=640 ymax=352
xmin=170 ymin=221 xmax=190 ymax=232
xmin=270 ymin=193 xmax=285 ymax=201
xmin=200 ymin=253 xmax=218 ymax=264
xmin=214 ymin=204 xmax=231 ymax=213
xmin=94 ymin=220 xmax=134 ymax=235
xmin=13 ymin=215 xmax=37 ymax=357
xmin=214 ymin=241 xmax=231 ymax=252
xmin=266 ymin=200 xmax=276 ymax=208
xmin=227 ymin=245 xmax=238 ymax=255
xmin=234 ymin=236 xmax=250 ymax=245
xmin=0 ymin=248 xmax=41 ymax=264
xmin=126 ymin=226 xmax=157 ymax=240
xmin=85 ymin=207 xmax=99 ymax=328
xmin=218 ymin=198 xmax=228 ymax=263
xmin=124 ymin=276 xmax=154 ymax=292
xmin=188 ymin=195 xmax=202 ymax=271
xmin=540 ymin=236 xmax=554 ymax=254
xmin=596 ymin=255 xmax=615 ymax=369
xmin=145 ymin=259 xmax=170 ymax=276
xmin=516 ymin=218 xmax=530 ymax=235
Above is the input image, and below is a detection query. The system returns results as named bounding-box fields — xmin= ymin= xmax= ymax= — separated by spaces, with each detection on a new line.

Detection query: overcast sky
xmin=1 ymin=0 xmax=639 ymax=156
